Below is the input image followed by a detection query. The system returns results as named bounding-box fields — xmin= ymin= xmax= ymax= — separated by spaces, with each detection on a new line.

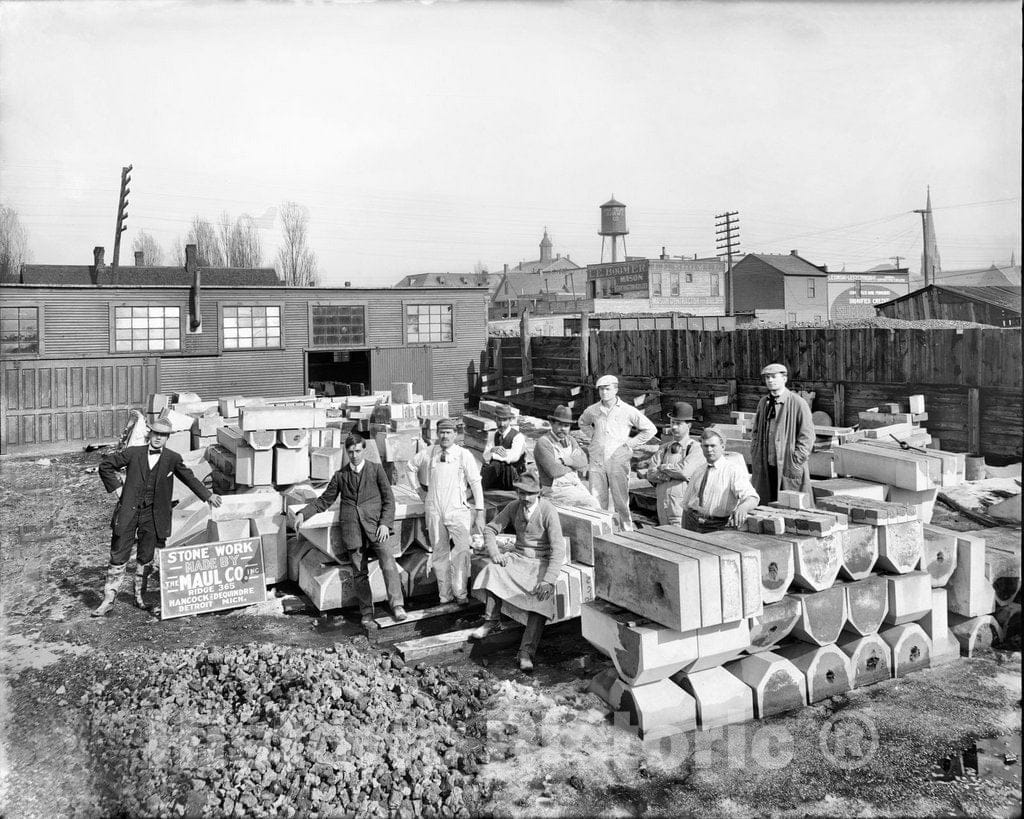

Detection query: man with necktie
xmin=646 ymin=402 xmax=705 ymax=526
xmin=95 ymin=418 xmax=222 ymax=616
xmin=750 ymin=362 xmax=816 ymax=504
xmin=681 ymin=429 xmax=759 ymax=533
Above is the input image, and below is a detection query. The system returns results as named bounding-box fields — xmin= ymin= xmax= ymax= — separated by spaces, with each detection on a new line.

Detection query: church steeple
xmin=918 ymin=186 xmax=942 ymax=285
xmin=539 ymin=227 xmax=553 ymax=263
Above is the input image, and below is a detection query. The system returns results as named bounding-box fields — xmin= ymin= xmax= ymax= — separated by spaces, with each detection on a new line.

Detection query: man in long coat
xmin=750 ymin=362 xmax=816 ymax=504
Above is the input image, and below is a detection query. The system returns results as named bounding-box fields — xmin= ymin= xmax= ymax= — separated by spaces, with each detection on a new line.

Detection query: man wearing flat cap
xmin=481 ymin=403 xmax=528 ymax=491
xmin=95 ymin=418 xmax=222 ymax=616
xmin=579 ymin=374 xmax=657 ymax=531
xmin=750 ymin=362 xmax=815 ymax=504
xmin=647 ymin=402 xmax=706 ymax=526
xmin=407 ymin=418 xmax=485 ymax=605
xmin=533 ymin=405 xmax=602 ymax=509
xmin=469 ymin=470 xmax=565 ymax=673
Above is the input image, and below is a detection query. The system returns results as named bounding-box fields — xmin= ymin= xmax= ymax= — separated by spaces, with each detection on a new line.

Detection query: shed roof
xmin=876 ymin=284 xmax=1021 ymax=314
xmin=738 ymin=253 xmax=828 ymax=277
xmin=20 ymin=265 xmax=282 ymax=287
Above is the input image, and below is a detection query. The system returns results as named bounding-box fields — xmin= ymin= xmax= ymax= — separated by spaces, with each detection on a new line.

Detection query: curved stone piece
xmin=920 ymin=526 xmax=958 ymax=587
xmin=837 ymin=524 xmax=879 ymax=581
xmin=673 ymin=665 xmax=755 ymax=731
xmin=768 ymin=533 xmax=842 ymax=592
xmin=880 ymin=623 xmax=931 ymax=677
xmin=875 ymin=521 xmax=924 ymax=574
xmin=837 ymin=632 xmax=892 ymax=688
xmin=776 ymin=643 xmax=853 ymax=703
xmin=789 ymin=586 xmax=847 ymax=646
xmin=747 ymin=597 xmax=803 ymax=653
xmin=603 ymin=677 xmax=698 ymax=741
xmin=884 ymin=571 xmax=931 ymax=625
xmin=725 ymin=652 xmax=807 ymax=719
xmin=949 ymin=613 xmax=1003 ymax=657
xmin=841 ymin=576 xmax=889 ymax=636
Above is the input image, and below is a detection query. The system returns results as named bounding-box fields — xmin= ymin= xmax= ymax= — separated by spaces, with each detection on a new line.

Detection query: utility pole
xmin=912 ymin=208 xmax=929 ymax=286
xmin=890 ymin=255 xmax=904 ymax=270
xmin=715 ymin=211 xmax=740 ymax=315
xmin=112 ymin=164 xmax=133 ymax=270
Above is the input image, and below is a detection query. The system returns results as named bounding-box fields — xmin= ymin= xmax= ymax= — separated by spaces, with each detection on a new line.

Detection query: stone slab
xmin=725 ymin=652 xmax=807 ymax=719
xmin=235 ymin=445 xmax=273 ymax=487
xmin=663 ymin=527 xmax=765 ymax=616
xmin=309 ymin=447 xmax=345 ymax=481
xmin=920 ymin=525 xmax=959 ymax=587
xmin=816 ymin=495 xmax=915 ymax=525
xmin=672 ymin=665 xmax=755 ymax=731
xmin=812 ymin=478 xmax=888 ymax=501
xmin=944 ymin=529 xmax=995 ymax=617
xmin=930 ymin=628 xmax=961 ymax=667
xmin=875 ymin=520 xmax=924 ymax=574
xmin=239 ymin=405 xmax=327 ymax=431
xmin=789 ymin=585 xmax=847 ymax=646
xmin=642 ymin=530 xmax=744 ymax=623
xmin=886 ymin=486 xmax=938 ymax=525
xmin=880 ymin=623 xmax=931 ymax=677
xmin=747 ymin=597 xmax=802 ymax=653
xmin=552 ymin=504 xmax=616 ymax=567
xmin=837 ymin=632 xmax=892 ymax=688
xmin=758 ymin=505 xmax=849 ymax=536
xmin=776 ymin=642 xmax=853 ymax=703
xmin=210 ymin=493 xmax=283 ymax=521
xmin=273 ymin=445 xmax=310 ymax=485
xmin=168 ymin=497 xmax=213 ymax=548
xmin=835 ymin=444 xmax=936 ymax=491
xmin=205 ymin=517 xmax=251 ymax=543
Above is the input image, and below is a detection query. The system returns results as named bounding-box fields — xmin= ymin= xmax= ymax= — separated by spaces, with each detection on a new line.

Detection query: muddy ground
xmin=1 ymin=449 xmax=1021 ymax=818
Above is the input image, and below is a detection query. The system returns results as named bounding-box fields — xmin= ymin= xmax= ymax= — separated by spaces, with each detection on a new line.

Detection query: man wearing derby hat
xmin=407 ymin=417 xmax=485 ymax=605
xmin=469 ymin=470 xmax=565 ymax=672
xmin=750 ymin=362 xmax=815 ymax=504
xmin=579 ymin=374 xmax=657 ymax=531
xmin=480 ymin=403 xmax=528 ymax=491
xmin=647 ymin=402 xmax=706 ymax=526
xmin=95 ymin=418 xmax=222 ymax=616
xmin=533 ymin=405 xmax=601 ymax=509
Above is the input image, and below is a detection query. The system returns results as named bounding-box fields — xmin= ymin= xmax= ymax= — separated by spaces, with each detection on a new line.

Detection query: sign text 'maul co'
xmin=158 ymin=537 xmax=266 ymax=619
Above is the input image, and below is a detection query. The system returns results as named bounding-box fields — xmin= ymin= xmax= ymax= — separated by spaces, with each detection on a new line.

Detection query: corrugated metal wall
xmin=159 ymin=350 xmax=305 ymax=399
xmin=370 ymin=347 xmax=432 ymax=397
xmin=1 ymin=356 xmax=158 ymax=453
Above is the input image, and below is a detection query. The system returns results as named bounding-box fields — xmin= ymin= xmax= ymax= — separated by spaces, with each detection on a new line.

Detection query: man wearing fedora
xmin=578 ymin=374 xmax=657 ymax=531
xmin=469 ymin=470 xmax=565 ymax=672
xmin=750 ymin=362 xmax=816 ymax=504
xmin=533 ymin=404 xmax=602 ymax=509
xmin=407 ymin=418 xmax=485 ymax=605
xmin=95 ymin=418 xmax=222 ymax=616
xmin=647 ymin=401 xmax=706 ymax=526
xmin=480 ymin=403 xmax=528 ymax=491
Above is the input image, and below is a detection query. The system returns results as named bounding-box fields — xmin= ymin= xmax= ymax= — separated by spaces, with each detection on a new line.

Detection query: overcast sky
xmin=1 ymin=0 xmax=1020 ymax=286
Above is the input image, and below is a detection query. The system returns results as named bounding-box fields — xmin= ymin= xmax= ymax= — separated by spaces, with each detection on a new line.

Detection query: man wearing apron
xmin=469 ymin=470 xmax=565 ymax=672
xmin=407 ymin=418 xmax=485 ymax=605
xmin=646 ymin=402 xmax=705 ymax=526
xmin=533 ymin=405 xmax=601 ymax=509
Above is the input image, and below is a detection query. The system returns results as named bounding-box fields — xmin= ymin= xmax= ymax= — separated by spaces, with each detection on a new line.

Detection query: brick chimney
xmin=91 ymin=247 xmax=105 ymax=285
xmin=790 ymin=249 xmax=799 ymax=256
xmin=134 ymin=250 xmax=144 ymax=266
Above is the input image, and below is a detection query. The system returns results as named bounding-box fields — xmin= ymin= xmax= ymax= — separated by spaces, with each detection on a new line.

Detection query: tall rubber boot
xmin=469 ymin=592 xmax=502 ymax=641
xmin=92 ymin=564 xmax=126 ymax=617
xmin=135 ymin=562 xmax=154 ymax=608
xmin=517 ymin=612 xmax=547 ymax=672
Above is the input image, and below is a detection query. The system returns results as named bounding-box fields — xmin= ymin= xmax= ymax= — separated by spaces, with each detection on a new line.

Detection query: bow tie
xmin=148 ymin=449 xmax=162 ymax=456
xmin=670 ymin=442 xmax=682 ymax=454
xmin=556 ymin=436 xmax=569 ymax=446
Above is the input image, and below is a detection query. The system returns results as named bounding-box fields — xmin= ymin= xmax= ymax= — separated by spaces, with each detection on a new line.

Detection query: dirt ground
xmin=1 ymin=449 xmax=1021 ymax=818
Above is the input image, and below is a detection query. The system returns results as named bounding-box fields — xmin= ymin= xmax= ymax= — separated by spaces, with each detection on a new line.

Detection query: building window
xmin=406 ymin=304 xmax=454 ymax=343
xmin=223 ymin=305 xmax=281 ymax=349
xmin=114 ymin=306 xmax=180 ymax=352
xmin=670 ymin=272 xmax=680 ymax=297
xmin=808 ymin=279 xmax=816 ymax=298
xmin=787 ymin=312 xmax=797 ymax=323
xmin=685 ymin=273 xmax=693 ymax=283
xmin=710 ymin=274 xmax=720 ymax=297
xmin=311 ymin=304 xmax=365 ymax=347
xmin=650 ymin=273 xmax=662 ymax=296
xmin=1 ymin=306 xmax=39 ymax=354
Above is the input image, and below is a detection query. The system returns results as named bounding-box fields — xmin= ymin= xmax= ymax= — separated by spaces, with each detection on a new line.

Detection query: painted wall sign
xmin=158 ymin=536 xmax=266 ymax=619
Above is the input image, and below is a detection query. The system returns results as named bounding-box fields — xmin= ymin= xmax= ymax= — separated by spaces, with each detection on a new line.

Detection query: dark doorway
xmin=307 ymin=349 xmax=371 ymax=395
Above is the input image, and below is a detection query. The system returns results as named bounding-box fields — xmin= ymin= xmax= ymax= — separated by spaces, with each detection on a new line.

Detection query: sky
xmin=1 ymin=0 xmax=1020 ymax=287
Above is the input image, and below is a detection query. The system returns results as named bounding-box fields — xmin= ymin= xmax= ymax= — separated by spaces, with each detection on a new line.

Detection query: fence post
xmin=520 ymin=308 xmax=532 ymax=381
xmin=578 ymin=308 xmax=590 ymax=381
xmin=833 ymin=382 xmax=845 ymax=427
xmin=967 ymin=387 xmax=981 ymax=455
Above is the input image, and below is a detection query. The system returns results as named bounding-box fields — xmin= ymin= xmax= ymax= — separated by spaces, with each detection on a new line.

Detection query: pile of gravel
xmin=742 ymin=316 xmax=993 ymax=330
xmin=81 ymin=642 xmax=496 ymax=818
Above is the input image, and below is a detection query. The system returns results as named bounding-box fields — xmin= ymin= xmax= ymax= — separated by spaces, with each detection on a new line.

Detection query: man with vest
xmin=533 ymin=404 xmax=601 ymax=509
xmin=480 ymin=404 xmax=527 ymax=490
xmin=750 ymin=362 xmax=816 ymax=504
xmin=94 ymin=418 xmax=222 ymax=616
xmin=406 ymin=418 xmax=485 ymax=605
xmin=646 ymin=402 xmax=706 ymax=526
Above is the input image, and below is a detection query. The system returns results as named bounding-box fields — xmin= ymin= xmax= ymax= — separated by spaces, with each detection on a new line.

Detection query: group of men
xmin=93 ymin=361 xmax=814 ymax=673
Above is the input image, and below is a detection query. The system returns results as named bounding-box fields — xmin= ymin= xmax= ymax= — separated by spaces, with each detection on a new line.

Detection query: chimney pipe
xmin=93 ymin=246 xmax=105 ymax=268
xmin=134 ymin=250 xmax=144 ymax=266
xmin=660 ymin=246 xmax=668 ymax=260
xmin=790 ymin=249 xmax=799 ymax=256
xmin=186 ymin=244 xmax=201 ymax=332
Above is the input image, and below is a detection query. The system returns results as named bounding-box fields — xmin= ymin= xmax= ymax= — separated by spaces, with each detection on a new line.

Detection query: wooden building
xmin=731 ymin=251 xmax=830 ymax=324
xmin=1 ymin=247 xmax=488 ymax=453
xmin=875 ymin=285 xmax=1021 ymax=328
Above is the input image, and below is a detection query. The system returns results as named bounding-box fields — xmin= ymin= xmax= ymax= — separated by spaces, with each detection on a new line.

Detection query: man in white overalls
xmin=407 ymin=418 xmax=485 ymax=605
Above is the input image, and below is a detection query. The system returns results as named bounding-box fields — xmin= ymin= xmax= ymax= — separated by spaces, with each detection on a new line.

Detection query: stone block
xmin=944 ymin=529 xmax=995 ymax=617
xmin=191 ymin=414 xmax=226 ymax=439
xmin=778 ymin=490 xmax=812 ymax=509
xmin=767 ymin=533 xmax=842 ymax=592
xmin=273 ymin=445 xmax=310 ymax=485
xmin=837 ymin=632 xmax=892 ymax=687
xmin=239 ymin=405 xmax=327 ymax=431
xmin=147 ymin=393 xmax=172 ymax=414
xmin=168 ymin=497 xmax=213 ymax=548
xmin=210 ymin=492 xmax=283 ymax=521
xmin=909 ymin=395 xmax=926 ymax=414
xmin=789 ymin=586 xmax=847 ymax=646
xmin=235 ymin=445 xmax=273 ymax=487
xmin=643 ymin=530 xmax=744 ymax=623
xmin=672 ymin=666 xmax=755 ymax=731
xmin=581 ymin=600 xmax=698 ymax=685
xmin=277 ymin=429 xmax=310 ymax=449
xmin=167 ymin=430 xmax=192 ymax=453
xmin=920 ymin=587 xmax=949 ymax=642
xmin=664 ymin=527 xmax=766 ymax=616
xmin=930 ymin=628 xmax=961 ymax=667
xmin=835 ymin=444 xmax=936 ymax=491
xmin=949 ymin=613 xmax=1002 ymax=657
xmin=758 ymin=505 xmax=848 ymax=536
xmin=243 ymin=430 xmax=277 ymax=451
xmin=299 ymin=551 xmax=357 ymax=611
xmin=287 ymin=538 xmax=316 ymax=583
xmin=745 ymin=511 xmax=786 ymax=535
xmin=205 ymin=517 xmax=251 ymax=543
xmin=747 ymin=597 xmax=802 ymax=653
xmin=600 ymin=677 xmax=698 ymax=742
xmin=725 ymin=652 xmax=807 ymax=719
xmin=880 ymin=623 xmax=931 ymax=677
xmin=887 ymin=486 xmax=938 ymax=525
xmin=375 ymin=431 xmax=420 ymax=462
xmin=884 ymin=571 xmax=931 ymax=625
xmin=836 ymin=524 xmax=879 ymax=581
xmin=679 ymin=619 xmax=752 ymax=673
xmin=216 ymin=425 xmax=245 ymax=453
xmin=812 ymin=478 xmax=887 ymax=501
xmin=173 ymin=451 xmax=213 ymax=503
xmin=391 ymin=382 xmax=415 ymax=404
xmin=920 ymin=526 xmax=958 ymax=587
xmin=816 ymin=495 xmax=915 ymax=526
xmin=561 ymin=563 xmax=584 ymax=618
xmin=808 ymin=449 xmax=836 ymax=479
xmin=776 ymin=643 xmax=853 ymax=703
xmin=841 ymin=576 xmax=889 ymax=636
xmin=251 ymin=515 xmax=287 ymax=585
xmin=875 ymin=520 xmax=924 ymax=574
xmin=553 ymin=504 xmax=615 ymax=566
xmin=310 ymin=447 xmax=345 ymax=481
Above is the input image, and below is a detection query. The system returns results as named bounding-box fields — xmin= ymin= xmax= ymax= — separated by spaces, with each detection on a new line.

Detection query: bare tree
xmin=170 ymin=236 xmax=185 ymax=266
xmin=218 ymin=211 xmax=236 ymax=269
xmin=473 ymin=260 xmax=489 ymax=275
xmin=233 ymin=214 xmax=263 ymax=267
xmin=131 ymin=229 xmax=164 ymax=266
xmin=186 ymin=216 xmax=224 ymax=267
xmin=0 ymin=204 xmax=31 ymax=283
xmin=276 ymin=201 xmax=319 ymax=286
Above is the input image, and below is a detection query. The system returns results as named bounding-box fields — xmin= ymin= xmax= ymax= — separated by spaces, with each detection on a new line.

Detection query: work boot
xmin=360 ymin=609 xmax=376 ymax=631
xmin=469 ymin=591 xmax=502 ymax=640
xmin=517 ymin=652 xmax=535 ymax=673
xmin=469 ymin=619 xmax=499 ymax=641
xmin=92 ymin=564 xmax=126 ymax=617
xmin=392 ymin=605 xmax=409 ymax=622
xmin=133 ymin=564 xmax=149 ymax=609
xmin=139 ymin=562 xmax=155 ymax=596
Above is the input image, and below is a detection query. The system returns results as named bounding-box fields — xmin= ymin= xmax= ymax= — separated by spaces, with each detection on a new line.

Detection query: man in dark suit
xmin=295 ymin=434 xmax=407 ymax=628
xmin=94 ymin=418 xmax=222 ymax=616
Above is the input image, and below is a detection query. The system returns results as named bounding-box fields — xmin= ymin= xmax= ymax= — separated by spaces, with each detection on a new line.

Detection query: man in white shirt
xmin=481 ymin=404 xmax=528 ymax=490
xmin=578 ymin=374 xmax=657 ymax=531
xmin=406 ymin=418 xmax=485 ymax=605
xmin=681 ymin=428 xmax=759 ymax=533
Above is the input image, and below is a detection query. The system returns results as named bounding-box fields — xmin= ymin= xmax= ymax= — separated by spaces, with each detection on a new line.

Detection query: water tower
xmin=599 ymin=196 xmax=629 ymax=262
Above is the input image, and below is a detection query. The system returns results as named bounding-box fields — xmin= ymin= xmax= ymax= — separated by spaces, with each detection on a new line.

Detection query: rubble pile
xmin=82 ymin=642 xmax=496 ymax=818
